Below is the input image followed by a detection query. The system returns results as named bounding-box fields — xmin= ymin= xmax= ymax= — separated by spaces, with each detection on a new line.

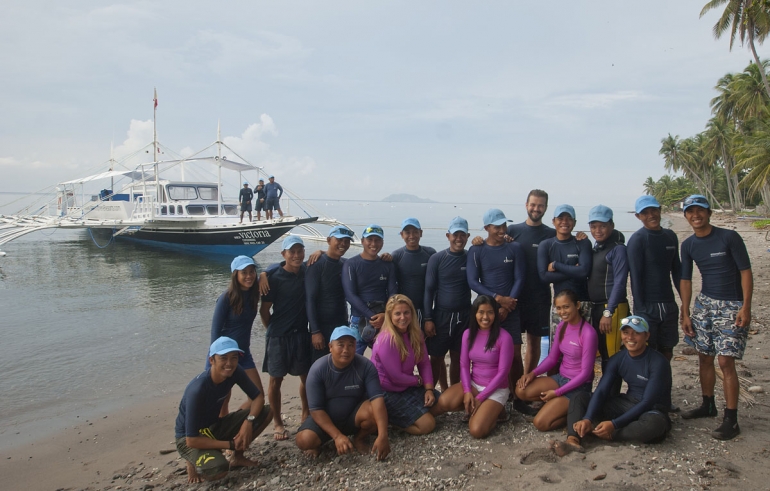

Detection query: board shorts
xmin=255 ymin=199 xmax=265 ymax=212
xmin=635 ymin=301 xmax=679 ymax=350
xmin=240 ymin=202 xmax=252 ymax=212
xmin=175 ymin=406 xmax=271 ymax=479
xmin=687 ymin=293 xmax=747 ymax=359
xmin=382 ymin=386 xmax=442 ymax=428
xmin=471 ymin=381 xmax=510 ymax=406
xmin=298 ymin=401 xmax=365 ymax=444
xmin=551 ymin=373 xmax=593 ymax=400
xmin=262 ymin=330 xmax=312 ymax=377
xmin=426 ymin=308 xmax=470 ymax=357
xmin=518 ymin=299 xmax=551 ymax=337
xmin=265 ymin=197 xmax=281 ymax=211
xmin=501 ymin=308 xmax=522 ymax=345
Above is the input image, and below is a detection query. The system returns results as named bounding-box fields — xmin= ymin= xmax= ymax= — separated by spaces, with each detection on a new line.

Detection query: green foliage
xmin=751 ymin=219 xmax=770 ymax=228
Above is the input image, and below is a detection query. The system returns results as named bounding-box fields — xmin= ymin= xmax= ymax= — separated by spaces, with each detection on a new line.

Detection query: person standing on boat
xmin=208 ymin=255 xmax=266 ymax=417
xmin=260 ymin=236 xmax=313 ymax=441
xmin=255 ymin=179 xmax=266 ymax=221
xmin=239 ymin=182 xmax=254 ymax=223
xmin=264 ymin=175 xmax=284 ymax=219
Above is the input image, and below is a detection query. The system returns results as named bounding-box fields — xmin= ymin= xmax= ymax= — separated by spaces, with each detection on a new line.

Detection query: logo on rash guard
xmin=569 ymin=341 xmax=579 ymax=346
xmin=344 ymin=384 xmax=360 ymax=390
xmin=710 ymin=252 xmax=727 ymax=257
xmin=503 ymin=257 xmax=513 ymax=263
xmin=636 ymin=374 xmax=648 ymax=381
xmin=380 ymin=275 xmax=387 ymax=281
xmin=666 ymin=246 xmax=676 ymax=250
xmin=532 ymin=244 xmax=539 ymax=248
xmin=567 ymin=254 xmax=579 ymax=259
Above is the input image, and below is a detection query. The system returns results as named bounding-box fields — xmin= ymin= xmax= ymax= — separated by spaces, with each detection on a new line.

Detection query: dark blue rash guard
xmin=466 ymin=241 xmax=526 ymax=300
xmin=391 ymin=245 xmax=436 ymax=310
xmin=626 ymin=227 xmax=681 ymax=308
xmin=681 ymin=226 xmax=751 ymax=301
xmin=341 ymin=255 xmax=398 ymax=319
xmin=537 ymin=236 xmax=592 ymax=300
xmin=423 ymin=248 xmax=471 ymax=320
xmin=305 ymin=254 xmax=349 ymax=334
xmin=507 ymin=222 xmax=556 ymax=305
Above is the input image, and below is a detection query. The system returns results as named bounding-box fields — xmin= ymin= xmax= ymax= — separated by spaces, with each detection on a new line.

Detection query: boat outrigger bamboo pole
xmin=217 ymin=120 xmax=222 ymax=215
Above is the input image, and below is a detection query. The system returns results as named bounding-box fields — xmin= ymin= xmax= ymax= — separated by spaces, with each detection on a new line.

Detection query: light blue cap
xmin=634 ymin=195 xmax=660 ymax=213
xmin=401 ymin=217 xmax=421 ymax=231
xmin=243 ymin=182 xmax=249 ymax=186
xmin=328 ymin=225 xmax=355 ymax=239
xmin=683 ymin=194 xmax=710 ymax=213
xmin=282 ymin=235 xmax=305 ymax=250
xmin=268 ymin=175 xmax=275 ymax=179
xmin=231 ymin=255 xmax=256 ymax=272
xmin=258 ymin=178 xmax=264 ymax=182
xmin=362 ymin=224 xmax=384 ymax=239
xmin=553 ymin=204 xmax=576 ymax=219
xmin=448 ymin=216 xmax=469 ymax=234
xmin=620 ymin=315 xmax=650 ymax=333
xmin=588 ymin=205 xmax=613 ymax=223
xmin=483 ymin=208 xmax=510 ymax=226
xmin=209 ymin=336 xmax=244 ymax=357
xmin=330 ymin=326 xmax=361 ymax=341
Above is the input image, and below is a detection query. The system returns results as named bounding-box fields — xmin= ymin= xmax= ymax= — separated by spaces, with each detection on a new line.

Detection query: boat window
xmin=222 ymin=204 xmax=238 ymax=215
xmin=169 ymin=205 xmax=175 ymax=215
xmin=160 ymin=206 xmax=167 ymax=215
xmin=167 ymin=185 xmax=198 ymax=200
xmin=186 ymin=205 xmax=206 ymax=215
xmin=206 ymin=205 xmax=219 ymax=215
xmin=177 ymin=205 xmax=183 ymax=215
xmin=197 ymin=186 xmax=218 ymax=200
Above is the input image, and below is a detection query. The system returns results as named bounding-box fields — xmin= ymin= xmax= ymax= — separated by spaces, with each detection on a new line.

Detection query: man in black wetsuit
xmin=679 ymin=195 xmax=753 ymax=441
xmin=390 ymin=217 xmax=437 ymax=324
xmin=553 ymin=316 xmax=672 ymax=454
xmin=255 ymin=179 xmax=266 ymax=221
xmin=586 ymin=205 xmax=629 ymax=372
xmin=239 ymin=182 xmax=254 ymax=223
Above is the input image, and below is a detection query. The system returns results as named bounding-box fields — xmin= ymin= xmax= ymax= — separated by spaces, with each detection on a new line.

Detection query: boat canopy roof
xmin=60 ymin=169 xmax=150 ymax=185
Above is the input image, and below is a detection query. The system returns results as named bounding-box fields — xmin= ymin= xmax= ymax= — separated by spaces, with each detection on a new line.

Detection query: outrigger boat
xmin=0 ymin=98 xmax=357 ymax=257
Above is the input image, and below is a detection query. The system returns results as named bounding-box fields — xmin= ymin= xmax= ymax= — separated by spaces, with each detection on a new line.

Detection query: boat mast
xmin=217 ymin=120 xmax=222 ymax=215
xmin=152 ymin=88 xmax=159 ymax=219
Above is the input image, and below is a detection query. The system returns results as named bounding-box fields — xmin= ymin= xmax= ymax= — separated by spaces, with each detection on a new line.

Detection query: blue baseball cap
xmin=329 ymin=225 xmax=355 ymax=239
xmin=553 ymin=204 xmax=576 ymax=219
xmin=448 ymin=216 xmax=469 ymax=234
xmin=231 ymin=255 xmax=256 ymax=272
xmin=683 ymin=194 xmax=710 ymax=213
xmin=282 ymin=235 xmax=305 ymax=250
xmin=588 ymin=205 xmax=613 ymax=223
xmin=401 ymin=217 xmax=421 ymax=231
xmin=243 ymin=182 xmax=249 ymax=186
xmin=483 ymin=208 xmax=510 ymax=226
xmin=268 ymin=175 xmax=275 ymax=179
xmin=634 ymin=195 xmax=660 ymax=214
xmin=329 ymin=326 xmax=361 ymax=342
xmin=620 ymin=315 xmax=650 ymax=333
xmin=362 ymin=224 xmax=384 ymax=239
xmin=258 ymin=178 xmax=264 ymax=182
xmin=209 ymin=336 xmax=244 ymax=357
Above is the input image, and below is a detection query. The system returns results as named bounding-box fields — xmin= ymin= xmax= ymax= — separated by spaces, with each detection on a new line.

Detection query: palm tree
xmin=734 ymin=117 xmax=770 ymax=205
xmin=660 ymin=134 xmax=723 ymax=209
xmin=701 ymin=0 xmax=770 ymax=98
xmin=703 ymin=117 xmax=743 ymax=210
xmin=643 ymin=176 xmax=657 ymax=196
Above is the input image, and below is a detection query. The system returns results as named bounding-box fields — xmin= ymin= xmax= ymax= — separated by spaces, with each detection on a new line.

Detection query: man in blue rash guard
xmin=627 ymin=195 xmax=682 ymax=362
xmin=466 ymin=208 xmax=527 ymax=397
xmin=260 ymin=236 xmax=312 ymax=441
xmin=175 ymin=337 xmax=272 ymax=483
xmin=390 ymin=218 xmax=437 ymax=324
xmin=263 ymin=175 xmax=284 ymax=220
xmin=423 ymin=216 xmax=472 ymax=390
xmin=506 ymin=190 xmax=556 ymax=375
xmin=679 ymin=195 xmax=753 ymax=441
xmin=553 ymin=316 xmax=672 ymax=455
xmin=306 ymin=225 xmax=354 ymax=362
xmin=255 ymin=178 xmax=266 ymax=221
xmin=239 ymin=182 xmax=253 ymax=224
xmin=341 ymin=224 xmax=398 ymax=356
xmin=537 ymin=204 xmax=592 ymax=324
xmin=586 ymin=205 xmax=629 ymax=372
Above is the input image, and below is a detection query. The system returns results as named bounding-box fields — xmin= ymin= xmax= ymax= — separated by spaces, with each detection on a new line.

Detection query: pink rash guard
xmin=372 ymin=331 xmax=433 ymax=392
xmin=460 ymin=329 xmax=514 ymax=402
xmin=531 ymin=320 xmax=598 ymax=396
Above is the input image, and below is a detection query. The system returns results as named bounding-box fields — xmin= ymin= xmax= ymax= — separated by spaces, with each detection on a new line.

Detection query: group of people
xmin=239 ymin=175 xmax=284 ymax=223
xmin=173 ymin=189 xmax=753 ymax=483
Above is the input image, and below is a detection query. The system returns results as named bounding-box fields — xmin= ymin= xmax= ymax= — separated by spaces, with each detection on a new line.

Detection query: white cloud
xmin=181 ymin=30 xmax=310 ymax=72
xmin=222 ymin=115 xmax=277 ymax=159
xmin=113 ymin=120 xmax=154 ymax=159
xmin=546 ymin=90 xmax=648 ymax=109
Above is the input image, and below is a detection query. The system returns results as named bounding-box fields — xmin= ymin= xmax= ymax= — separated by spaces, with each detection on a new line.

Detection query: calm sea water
xmin=0 ymin=197 xmax=645 ymax=450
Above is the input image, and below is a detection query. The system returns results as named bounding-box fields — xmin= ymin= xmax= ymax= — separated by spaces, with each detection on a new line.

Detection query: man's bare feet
xmin=185 ymin=461 xmax=203 ymax=483
xmin=353 ymin=435 xmax=370 ymax=455
xmin=230 ymin=453 xmax=259 ymax=468
xmin=550 ymin=438 xmax=584 ymax=457
xmin=303 ymin=448 xmax=321 ymax=459
xmin=273 ymin=424 xmax=290 ymax=441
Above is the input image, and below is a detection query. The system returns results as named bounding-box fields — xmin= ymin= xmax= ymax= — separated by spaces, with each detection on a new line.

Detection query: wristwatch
xmin=246 ymin=415 xmax=256 ymax=422
xmin=602 ymin=309 xmax=612 ymax=318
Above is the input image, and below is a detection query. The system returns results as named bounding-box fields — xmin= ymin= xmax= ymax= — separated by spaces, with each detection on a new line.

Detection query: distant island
xmin=381 ymin=193 xmax=436 ymax=203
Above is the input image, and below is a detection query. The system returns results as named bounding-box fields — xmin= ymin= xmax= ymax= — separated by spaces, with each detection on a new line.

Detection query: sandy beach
xmin=2 ymin=213 xmax=770 ymax=491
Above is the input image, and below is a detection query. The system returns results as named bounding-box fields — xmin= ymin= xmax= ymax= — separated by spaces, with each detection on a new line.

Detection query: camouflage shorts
xmin=688 ymin=293 xmax=747 ymax=359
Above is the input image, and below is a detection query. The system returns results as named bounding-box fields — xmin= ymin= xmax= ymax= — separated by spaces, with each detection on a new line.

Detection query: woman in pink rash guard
xmin=434 ymin=295 xmax=514 ymax=438
xmin=371 ymin=294 xmax=444 ymax=435
xmin=515 ymin=289 xmax=598 ymax=431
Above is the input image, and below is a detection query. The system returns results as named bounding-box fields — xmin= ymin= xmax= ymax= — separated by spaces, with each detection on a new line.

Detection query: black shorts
xmin=635 ymin=302 xmax=679 ymax=350
xmin=501 ymin=308 xmax=522 ymax=345
xmin=297 ymin=401 xmax=364 ymax=444
xmin=265 ymin=197 xmax=281 ymax=211
xmin=262 ymin=330 xmax=312 ymax=377
xmin=518 ymin=300 xmax=551 ymax=337
xmin=255 ymin=200 xmax=265 ymax=212
xmin=240 ymin=202 xmax=252 ymax=212
xmin=426 ymin=308 xmax=469 ymax=357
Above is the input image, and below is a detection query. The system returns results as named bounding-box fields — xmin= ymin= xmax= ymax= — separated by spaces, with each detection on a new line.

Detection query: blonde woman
xmin=371 ymin=295 xmax=443 ymax=435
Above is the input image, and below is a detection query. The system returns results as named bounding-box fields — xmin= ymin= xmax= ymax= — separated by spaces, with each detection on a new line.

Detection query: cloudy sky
xmin=0 ymin=1 xmax=763 ymax=207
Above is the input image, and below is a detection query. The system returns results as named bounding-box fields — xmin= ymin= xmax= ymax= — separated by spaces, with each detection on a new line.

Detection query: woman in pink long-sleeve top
xmin=371 ymin=294 xmax=443 ymax=435
xmin=515 ymin=289 xmax=598 ymax=431
xmin=434 ymin=295 xmax=514 ymax=438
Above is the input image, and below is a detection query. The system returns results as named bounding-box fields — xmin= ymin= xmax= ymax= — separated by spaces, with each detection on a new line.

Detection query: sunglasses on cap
xmin=364 ymin=226 xmax=384 ymax=235
xmin=683 ymin=196 xmax=709 ymax=207
xmin=621 ymin=317 xmax=642 ymax=326
xmin=336 ymin=228 xmax=354 ymax=237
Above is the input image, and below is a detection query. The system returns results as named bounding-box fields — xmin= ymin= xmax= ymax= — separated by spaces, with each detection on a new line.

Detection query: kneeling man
xmin=175 ymin=337 xmax=272 ymax=483
xmin=295 ymin=326 xmax=390 ymax=460
xmin=555 ymin=316 xmax=672 ymax=454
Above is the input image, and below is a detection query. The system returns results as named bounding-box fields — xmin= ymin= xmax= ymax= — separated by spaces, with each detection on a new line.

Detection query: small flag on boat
xmin=153 ymin=88 xmax=158 ymax=108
